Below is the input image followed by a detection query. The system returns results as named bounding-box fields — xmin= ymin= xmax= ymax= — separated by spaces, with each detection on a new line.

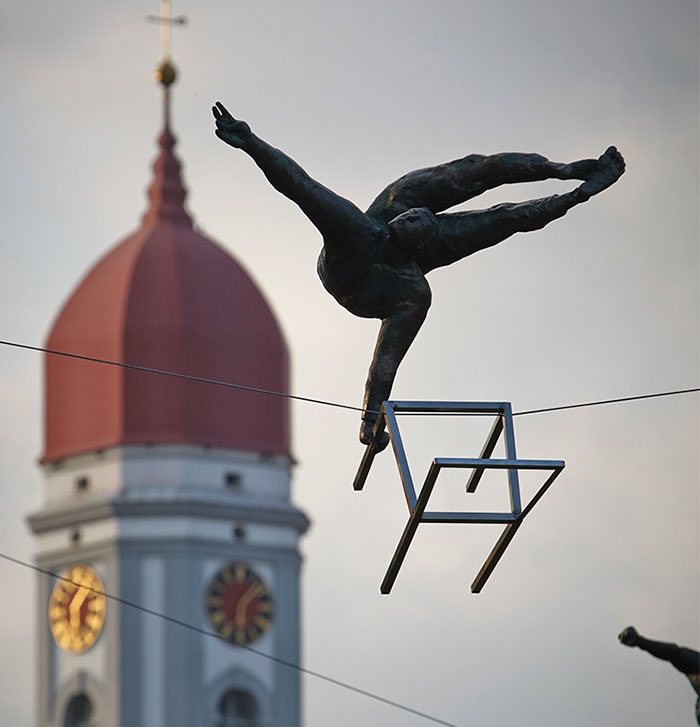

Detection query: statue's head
xmin=388 ymin=207 xmax=439 ymax=250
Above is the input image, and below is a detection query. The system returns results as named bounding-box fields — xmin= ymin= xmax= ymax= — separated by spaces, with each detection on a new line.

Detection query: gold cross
xmin=146 ymin=0 xmax=187 ymax=61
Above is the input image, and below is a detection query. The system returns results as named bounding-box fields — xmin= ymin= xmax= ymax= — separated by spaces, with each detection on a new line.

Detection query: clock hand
xmin=69 ymin=586 xmax=89 ymax=628
xmin=234 ymin=584 xmax=265 ymax=628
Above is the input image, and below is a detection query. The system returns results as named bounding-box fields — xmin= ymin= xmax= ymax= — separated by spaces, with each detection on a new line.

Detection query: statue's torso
xmin=316 ymin=230 xmax=431 ymax=321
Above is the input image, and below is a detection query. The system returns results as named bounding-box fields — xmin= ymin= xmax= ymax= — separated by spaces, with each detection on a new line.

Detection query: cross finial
xmin=146 ymin=0 xmax=187 ymax=88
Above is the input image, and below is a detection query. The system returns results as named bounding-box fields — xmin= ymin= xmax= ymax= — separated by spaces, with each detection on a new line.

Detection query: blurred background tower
xmin=28 ymin=11 xmax=309 ymax=725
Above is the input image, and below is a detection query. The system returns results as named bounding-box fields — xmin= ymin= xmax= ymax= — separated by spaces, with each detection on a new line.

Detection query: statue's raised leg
xmin=366 ymin=152 xmax=600 ymax=225
xmin=418 ymin=187 xmax=584 ymax=273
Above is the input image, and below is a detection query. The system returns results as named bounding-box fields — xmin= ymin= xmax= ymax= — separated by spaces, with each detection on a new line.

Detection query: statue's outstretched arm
xmin=213 ymin=102 xmax=370 ymax=238
xmin=361 ymin=292 xmax=432 ymax=452
xmin=619 ymin=627 xmax=700 ymax=675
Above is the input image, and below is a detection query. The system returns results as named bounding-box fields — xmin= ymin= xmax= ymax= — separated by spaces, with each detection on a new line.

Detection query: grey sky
xmin=0 ymin=1 xmax=698 ymax=725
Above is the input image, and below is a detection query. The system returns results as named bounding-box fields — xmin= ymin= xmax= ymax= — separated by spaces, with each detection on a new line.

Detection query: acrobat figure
xmin=619 ymin=626 xmax=700 ymax=724
xmin=212 ymin=102 xmax=625 ymax=452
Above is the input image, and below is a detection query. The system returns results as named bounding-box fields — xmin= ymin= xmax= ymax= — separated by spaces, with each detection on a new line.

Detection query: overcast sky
xmin=1 ymin=1 xmax=698 ymax=725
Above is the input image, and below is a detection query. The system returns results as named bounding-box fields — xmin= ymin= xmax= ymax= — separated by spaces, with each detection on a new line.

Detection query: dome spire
xmin=149 ymin=0 xmax=185 ymax=91
xmin=143 ymin=1 xmax=190 ymax=226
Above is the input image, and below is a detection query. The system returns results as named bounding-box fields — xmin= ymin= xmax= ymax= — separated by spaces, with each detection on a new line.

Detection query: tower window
xmin=233 ymin=526 xmax=246 ymax=541
xmin=218 ymin=688 xmax=259 ymax=727
xmin=225 ymin=472 xmax=241 ymax=489
xmin=75 ymin=476 xmax=90 ymax=492
xmin=64 ymin=693 xmax=93 ymax=727
xmin=71 ymin=530 xmax=81 ymax=546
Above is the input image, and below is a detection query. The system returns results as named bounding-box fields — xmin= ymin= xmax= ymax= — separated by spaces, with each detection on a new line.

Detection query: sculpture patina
xmin=213 ymin=102 xmax=625 ymax=452
xmin=619 ymin=626 xmax=700 ymax=724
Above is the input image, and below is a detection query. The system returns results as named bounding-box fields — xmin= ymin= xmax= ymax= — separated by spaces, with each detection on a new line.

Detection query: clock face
xmin=205 ymin=562 xmax=274 ymax=646
xmin=48 ymin=564 xmax=106 ymax=654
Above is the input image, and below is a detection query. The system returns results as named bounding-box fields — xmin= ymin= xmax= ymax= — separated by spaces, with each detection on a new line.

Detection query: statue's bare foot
xmin=580 ymin=146 xmax=625 ymax=197
xmin=561 ymin=158 xmax=599 ymax=180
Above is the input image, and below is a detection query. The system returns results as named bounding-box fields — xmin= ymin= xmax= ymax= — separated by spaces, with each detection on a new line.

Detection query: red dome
xmin=42 ymin=119 xmax=289 ymax=463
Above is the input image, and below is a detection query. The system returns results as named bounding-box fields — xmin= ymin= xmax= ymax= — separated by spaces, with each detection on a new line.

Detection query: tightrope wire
xmin=1 ymin=338 xmax=698 ymax=418
xmin=512 ymin=387 xmax=700 ymax=416
xmin=0 ymin=339 xmax=367 ymax=414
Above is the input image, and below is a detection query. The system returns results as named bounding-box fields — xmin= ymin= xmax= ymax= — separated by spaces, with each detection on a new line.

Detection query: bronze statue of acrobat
xmin=212 ymin=102 xmax=625 ymax=452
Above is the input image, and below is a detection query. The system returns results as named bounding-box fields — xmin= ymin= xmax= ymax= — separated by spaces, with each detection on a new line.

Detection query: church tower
xmin=28 ymin=32 xmax=309 ymax=727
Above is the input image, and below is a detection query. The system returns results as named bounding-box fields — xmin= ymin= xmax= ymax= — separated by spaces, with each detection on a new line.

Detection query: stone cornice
xmin=28 ymin=496 xmax=310 ymax=535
